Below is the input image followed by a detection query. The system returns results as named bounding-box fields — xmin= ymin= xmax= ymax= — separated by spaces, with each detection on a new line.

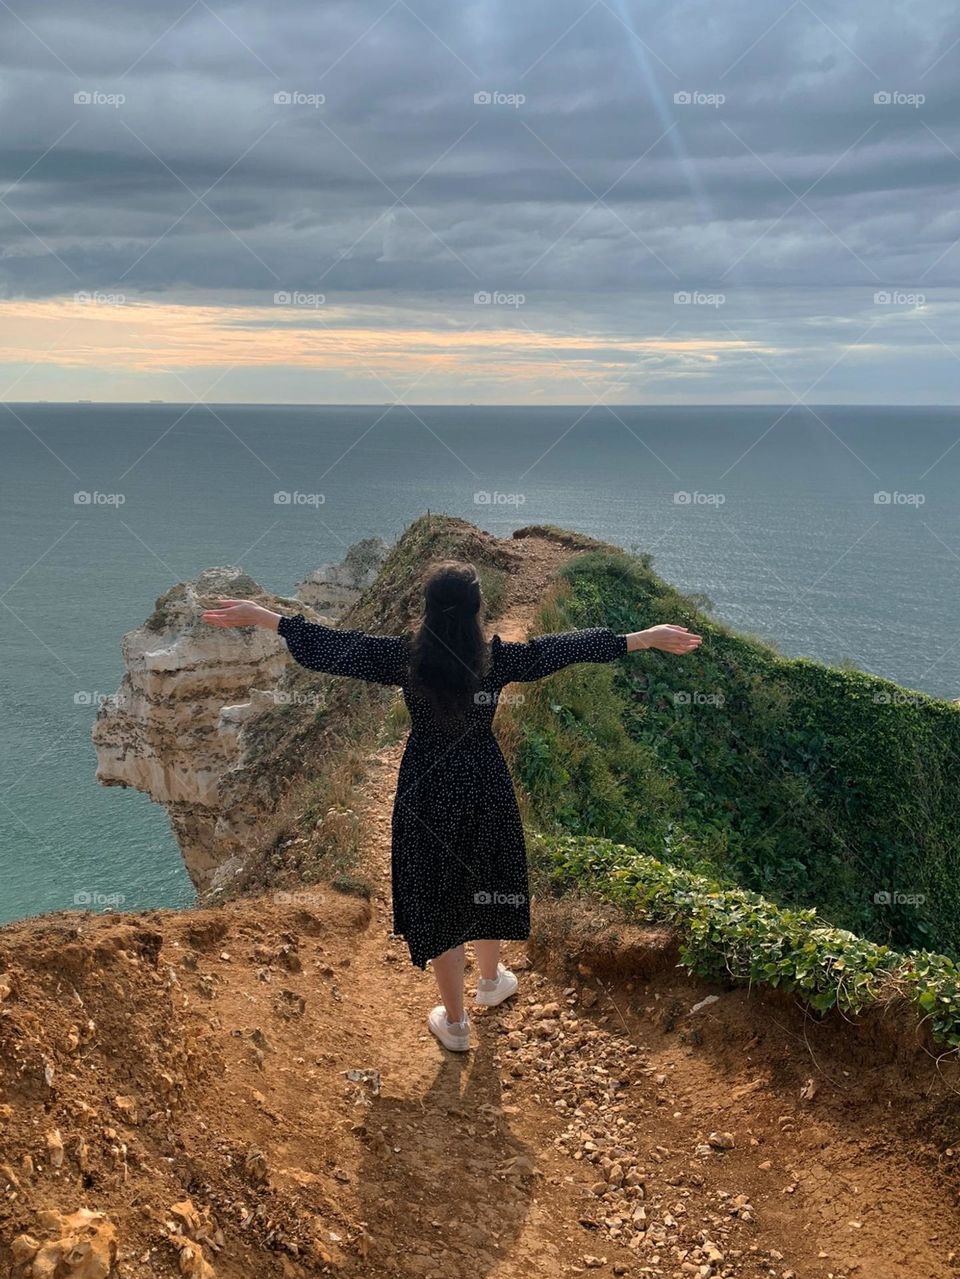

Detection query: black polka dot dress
xmin=277 ymin=614 xmax=628 ymax=969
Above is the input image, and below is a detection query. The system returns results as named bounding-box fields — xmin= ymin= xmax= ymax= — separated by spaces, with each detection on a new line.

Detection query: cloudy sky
xmin=1 ymin=0 xmax=958 ymax=402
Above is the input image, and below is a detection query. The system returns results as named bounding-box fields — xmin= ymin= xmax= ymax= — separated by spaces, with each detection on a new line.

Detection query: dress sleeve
xmin=491 ymin=627 xmax=627 ymax=684
xmin=277 ymin=613 xmax=407 ymax=686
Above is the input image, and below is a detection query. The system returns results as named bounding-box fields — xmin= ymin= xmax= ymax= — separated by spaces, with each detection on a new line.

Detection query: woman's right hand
xmin=201 ymin=599 xmax=280 ymax=630
xmin=635 ymin=624 xmax=702 ymax=654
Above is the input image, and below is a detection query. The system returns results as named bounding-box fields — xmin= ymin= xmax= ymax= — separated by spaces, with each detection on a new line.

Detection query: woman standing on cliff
xmin=203 ymin=562 xmax=701 ymax=1051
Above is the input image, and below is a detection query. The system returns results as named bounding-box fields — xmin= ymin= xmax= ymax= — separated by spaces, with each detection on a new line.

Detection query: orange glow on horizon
xmin=0 ymin=298 xmax=771 ymax=392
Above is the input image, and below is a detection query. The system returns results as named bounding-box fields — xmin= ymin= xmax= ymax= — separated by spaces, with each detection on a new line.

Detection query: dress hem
xmin=395 ymin=921 xmax=532 ymax=971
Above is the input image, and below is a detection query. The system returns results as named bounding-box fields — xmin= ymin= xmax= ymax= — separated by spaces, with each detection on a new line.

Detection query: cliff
xmin=92 ymin=547 xmax=388 ymax=895
xmin=2 ymin=516 xmax=959 ymax=1279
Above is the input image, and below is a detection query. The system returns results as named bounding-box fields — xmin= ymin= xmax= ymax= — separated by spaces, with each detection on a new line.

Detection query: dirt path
xmin=2 ymin=532 xmax=959 ymax=1279
xmin=333 ymin=534 xmax=960 ymax=1279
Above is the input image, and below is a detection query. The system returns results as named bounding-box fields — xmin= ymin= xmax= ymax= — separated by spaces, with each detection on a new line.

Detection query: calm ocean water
xmin=2 ymin=403 xmax=958 ymax=924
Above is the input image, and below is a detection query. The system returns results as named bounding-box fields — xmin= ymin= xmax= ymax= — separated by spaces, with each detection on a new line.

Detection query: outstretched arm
xmin=492 ymin=622 xmax=701 ymax=684
xmin=202 ymin=599 xmax=407 ymax=686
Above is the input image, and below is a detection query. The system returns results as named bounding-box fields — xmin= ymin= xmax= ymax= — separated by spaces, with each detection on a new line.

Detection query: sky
xmin=0 ymin=0 xmax=958 ymax=403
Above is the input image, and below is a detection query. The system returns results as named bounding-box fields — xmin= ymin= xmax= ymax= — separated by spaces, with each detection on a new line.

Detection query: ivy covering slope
xmin=507 ymin=546 xmax=960 ymax=957
xmin=535 ymin=831 xmax=960 ymax=1050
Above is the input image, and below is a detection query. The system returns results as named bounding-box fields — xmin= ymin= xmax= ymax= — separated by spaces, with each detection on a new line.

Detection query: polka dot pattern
xmin=277 ymin=614 xmax=628 ymax=969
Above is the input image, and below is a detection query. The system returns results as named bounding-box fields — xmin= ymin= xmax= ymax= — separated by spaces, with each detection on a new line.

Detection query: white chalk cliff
xmin=92 ymin=544 xmax=388 ymax=894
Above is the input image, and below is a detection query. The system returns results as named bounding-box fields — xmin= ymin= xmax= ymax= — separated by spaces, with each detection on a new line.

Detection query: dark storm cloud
xmin=0 ymin=0 xmax=958 ymax=300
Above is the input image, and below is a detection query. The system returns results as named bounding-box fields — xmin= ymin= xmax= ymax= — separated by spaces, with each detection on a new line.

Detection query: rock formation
xmin=11 ymin=1208 xmax=118 ymax=1278
xmin=92 ymin=540 xmax=389 ymax=895
xmin=296 ymin=536 xmax=388 ymax=617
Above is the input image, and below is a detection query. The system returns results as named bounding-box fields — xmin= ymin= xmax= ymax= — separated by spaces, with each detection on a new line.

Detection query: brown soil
xmin=2 ymin=531 xmax=960 ymax=1279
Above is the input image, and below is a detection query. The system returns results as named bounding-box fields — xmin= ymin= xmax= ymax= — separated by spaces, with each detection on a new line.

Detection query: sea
xmin=2 ymin=403 xmax=958 ymax=925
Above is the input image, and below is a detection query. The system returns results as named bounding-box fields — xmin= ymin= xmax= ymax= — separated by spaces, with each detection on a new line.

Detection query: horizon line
xmin=1 ymin=401 xmax=956 ymax=410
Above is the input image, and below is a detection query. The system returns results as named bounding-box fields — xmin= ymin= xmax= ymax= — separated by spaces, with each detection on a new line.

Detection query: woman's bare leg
xmin=431 ymin=944 xmax=466 ymax=1022
xmin=473 ymin=939 xmax=501 ymax=982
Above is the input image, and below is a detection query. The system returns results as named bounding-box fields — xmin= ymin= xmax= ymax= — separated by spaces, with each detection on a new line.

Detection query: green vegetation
xmin=536 ymin=832 xmax=960 ymax=1049
xmin=348 ymin=511 xmax=514 ymax=635
xmin=232 ymin=515 xmax=960 ymax=1048
xmin=508 ymin=548 xmax=960 ymax=957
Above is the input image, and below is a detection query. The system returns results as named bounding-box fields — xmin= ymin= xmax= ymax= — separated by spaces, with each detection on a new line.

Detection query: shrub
xmin=540 ymin=831 xmax=960 ymax=1048
xmin=510 ymin=549 xmax=960 ymax=955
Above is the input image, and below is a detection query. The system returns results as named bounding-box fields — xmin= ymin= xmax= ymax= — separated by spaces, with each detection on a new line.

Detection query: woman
xmin=203 ymin=560 xmax=701 ymax=1051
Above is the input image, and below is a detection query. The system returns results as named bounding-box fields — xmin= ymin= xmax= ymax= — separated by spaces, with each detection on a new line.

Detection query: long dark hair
xmin=407 ymin=560 xmax=491 ymax=724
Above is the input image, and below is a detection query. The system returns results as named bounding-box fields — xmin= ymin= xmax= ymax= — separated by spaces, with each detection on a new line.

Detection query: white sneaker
xmin=474 ymin=962 xmax=519 ymax=1007
xmin=428 ymin=1005 xmax=471 ymax=1051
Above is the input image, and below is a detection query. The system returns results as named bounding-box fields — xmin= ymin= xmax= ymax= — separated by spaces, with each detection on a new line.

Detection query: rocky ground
xmin=3 ymin=531 xmax=960 ymax=1278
